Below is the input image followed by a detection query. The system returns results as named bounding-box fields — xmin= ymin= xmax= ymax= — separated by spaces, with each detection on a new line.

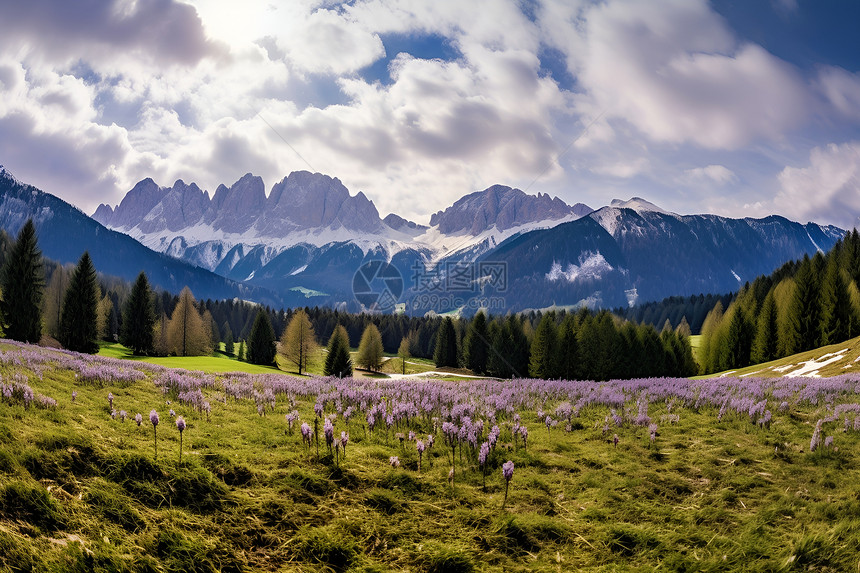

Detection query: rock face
xmin=429 ymin=184 xmax=592 ymax=235
xmin=383 ymin=213 xmax=428 ymax=234
xmin=92 ymin=171 xmax=384 ymax=236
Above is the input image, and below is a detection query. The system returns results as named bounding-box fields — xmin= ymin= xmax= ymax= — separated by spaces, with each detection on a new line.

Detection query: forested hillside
xmin=699 ymin=230 xmax=860 ymax=374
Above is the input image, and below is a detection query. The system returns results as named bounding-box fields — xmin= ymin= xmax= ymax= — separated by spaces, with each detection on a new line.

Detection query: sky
xmin=1 ymin=0 xmax=860 ymax=228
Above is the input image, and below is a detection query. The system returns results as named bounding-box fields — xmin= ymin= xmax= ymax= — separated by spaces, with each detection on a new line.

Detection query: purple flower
xmin=176 ymin=416 xmax=186 ymax=433
xmin=613 ymin=434 xmax=619 ymax=448
xmin=340 ymin=431 xmax=349 ymax=448
xmin=324 ymin=417 xmax=334 ymax=448
xmin=110 ymin=409 xmax=117 ymax=420
xmin=119 ymin=410 xmax=127 ymax=422
xmin=389 ymin=455 xmax=400 ymax=468
xmin=502 ymin=460 xmax=514 ymax=481
xmin=135 ymin=413 xmax=143 ymax=426
xmin=417 ymin=439 xmax=425 ymax=454
xmin=824 ymin=435 xmax=834 ymax=448
xmin=479 ymin=442 xmax=489 ymax=467
xmin=408 ymin=431 xmax=415 ymax=441
xmin=427 ymin=434 xmax=435 ymax=449
xmin=150 ymin=410 xmax=159 ymax=427
xmin=169 ymin=409 xmax=176 ymax=417
xmin=71 ymin=390 xmax=77 ymax=403
xmin=108 ymin=392 xmax=113 ymax=408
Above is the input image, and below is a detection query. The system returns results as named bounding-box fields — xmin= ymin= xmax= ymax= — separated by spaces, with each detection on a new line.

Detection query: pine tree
xmin=751 ymin=290 xmax=778 ymax=364
xmin=281 ymin=309 xmax=317 ymax=374
xmin=324 ymin=325 xmax=353 ymax=377
xmin=507 ymin=315 xmax=530 ymax=378
xmin=120 ymin=272 xmax=156 ymax=355
xmin=819 ymin=257 xmax=851 ymax=346
xmin=238 ymin=340 xmax=246 ymax=361
xmin=792 ymin=256 xmax=821 ymax=352
xmin=166 ymin=287 xmax=211 ymax=357
xmin=356 ymin=323 xmax=384 ymax=371
xmin=397 ymin=337 xmax=410 ymax=375
xmin=433 ymin=317 xmax=459 ymax=368
xmin=462 ymin=311 xmax=489 ymax=374
xmin=59 ymin=252 xmax=100 ymax=353
xmin=675 ymin=316 xmax=692 ymax=338
xmin=555 ymin=314 xmax=579 ymax=381
xmin=0 ymin=219 xmax=44 ymax=343
xmin=247 ymin=310 xmax=276 ymax=366
xmin=224 ymin=323 xmax=236 ymax=356
xmin=529 ymin=313 xmax=558 ymax=379
xmin=774 ymin=278 xmax=799 ymax=358
xmin=42 ymin=265 xmax=70 ymax=339
xmin=698 ymin=301 xmax=723 ymax=373
xmin=722 ymin=305 xmax=753 ymax=370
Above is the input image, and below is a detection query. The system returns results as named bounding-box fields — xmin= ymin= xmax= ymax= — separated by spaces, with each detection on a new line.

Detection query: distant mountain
xmin=0 ymin=166 xmax=281 ymax=306
xmin=63 ymin=165 xmax=853 ymax=315
xmin=472 ymin=202 xmax=845 ymax=311
xmin=429 ymin=184 xmax=592 ymax=235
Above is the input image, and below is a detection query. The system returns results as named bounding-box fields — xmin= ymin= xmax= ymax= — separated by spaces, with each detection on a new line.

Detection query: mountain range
xmin=0 ymin=164 xmax=845 ymax=314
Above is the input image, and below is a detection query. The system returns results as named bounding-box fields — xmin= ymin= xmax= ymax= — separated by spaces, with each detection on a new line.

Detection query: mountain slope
xmin=0 ymin=166 xmax=280 ymax=305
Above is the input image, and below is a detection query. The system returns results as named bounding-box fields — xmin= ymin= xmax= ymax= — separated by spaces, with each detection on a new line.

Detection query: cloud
xmin=817 ymin=66 xmax=860 ymax=121
xmin=682 ymin=165 xmax=738 ymax=186
xmin=570 ymin=0 xmax=812 ymax=149
xmin=0 ymin=0 xmax=225 ymax=67
xmin=774 ymin=142 xmax=860 ymax=228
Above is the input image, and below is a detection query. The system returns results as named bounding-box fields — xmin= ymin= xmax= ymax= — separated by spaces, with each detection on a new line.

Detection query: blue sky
xmin=0 ymin=0 xmax=859 ymax=228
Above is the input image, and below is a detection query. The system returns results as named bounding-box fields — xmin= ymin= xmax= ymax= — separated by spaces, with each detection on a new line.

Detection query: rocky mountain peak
xmin=429 ymin=184 xmax=592 ymax=235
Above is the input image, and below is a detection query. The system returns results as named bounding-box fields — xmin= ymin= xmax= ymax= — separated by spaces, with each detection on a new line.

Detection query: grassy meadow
xmin=2 ymin=339 xmax=860 ymax=571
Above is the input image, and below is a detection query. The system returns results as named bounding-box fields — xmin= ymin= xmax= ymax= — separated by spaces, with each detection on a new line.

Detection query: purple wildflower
xmin=119 ymin=410 xmax=127 ymax=422
xmin=613 ymin=434 xmax=619 ymax=448
xmin=71 ymin=390 xmax=77 ymax=403
xmin=150 ymin=410 xmax=159 ymax=461
xmin=389 ymin=455 xmax=400 ymax=468
xmin=134 ymin=413 xmax=143 ymax=426
xmin=324 ymin=417 xmax=334 ymax=451
xmin=824 ymin=435 xmax=834 ymax=448
xmin=502 ymin=460 xmax=514 ymax=509
xmin=176 ymin=416 xmax=186 ymax=463
xmin=108 ymin=392 xmax=113 ymax=409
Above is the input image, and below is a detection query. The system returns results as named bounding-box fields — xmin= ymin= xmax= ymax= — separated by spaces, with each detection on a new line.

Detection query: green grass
xmin=4 ymin=341 xmax=860 ymax=571
xmin=697 ymin=335 xmax=860 ymax=378
xmin=98 ymin=342 xmax=287 ymax=375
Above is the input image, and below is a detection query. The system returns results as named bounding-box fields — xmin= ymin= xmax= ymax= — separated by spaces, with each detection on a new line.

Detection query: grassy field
xmin=3 ymin=339 xmax=860 ymax=571
xmin=98 ymin=343 xmax=286 ymax=375
xmin=698 ymin=335 xmax=860 ymax=379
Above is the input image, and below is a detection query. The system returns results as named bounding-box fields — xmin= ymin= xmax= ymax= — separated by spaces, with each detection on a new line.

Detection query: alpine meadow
xmin=4 ymin=1 xmax=860 ymax=571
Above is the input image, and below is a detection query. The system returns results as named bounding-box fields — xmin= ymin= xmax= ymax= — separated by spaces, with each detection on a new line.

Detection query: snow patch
xmin=290 ymin=264 xmax=308 ymax=276
xmin=783 ymin=349 xmax=848 ymax=378
xmin=546 ymin=252 xmax=613 ymax=283
xmin=731 ymin=269 xmax=741 ymax=282
xmin=806 ymin=230 xmax=823 ymax=253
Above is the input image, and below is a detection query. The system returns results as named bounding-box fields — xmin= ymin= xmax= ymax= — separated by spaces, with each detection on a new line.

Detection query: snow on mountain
xmin=609 ymin=197 xmax=674 ymax=215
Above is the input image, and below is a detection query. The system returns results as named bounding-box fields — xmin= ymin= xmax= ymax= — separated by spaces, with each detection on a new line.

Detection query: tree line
xmin=699 ymin=230 xmax=860 ymax=374
xmin=1 ymin=220 xmax=696 ymax=380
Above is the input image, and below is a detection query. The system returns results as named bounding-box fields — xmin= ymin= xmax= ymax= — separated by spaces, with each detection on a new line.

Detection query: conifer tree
xmin=433 ymin=317 xmax=459 ymax=368
xmin=698 ymin=301 xmax=724 ymax=373
xmin=281 ymin=309 xmax=317 ymax=374
xmin=238 ymin=340 xmax=246 ymax=361
xmin=529 ymin=313 xmax=558 ymax=379
xmin=223 ymin=325 xmax=235 ymax=356
xmin=59 ymin=252 xmax=100 ymax=353
xmin=751 ymin=290 xmax=778 ymax=364
xmin=324 ymin=325 xmax=352 ymax=377
xmin=357 ymin=322 xmax=384 ymax=371
xmin=791 ymin=255 xmax=821 ymax=352
xmin=42 ymin=265 xmax=70 ymax=339
xmin=247 ymin=310 xmax=276 ymax=366
xmin=507 ymin=315 xmax=530 ymax=377
xmin=775 ymin=278 xmax=800 ymax=358
xmin=120 ymin=272 xmax=155 ymax=355
xmin=555 ymin=314 xmax=579 ymax=381
xmin=722 ymin=305 xmax=753 ymax=370
xmin=397 ymin=337 xmax=410 ymax=375
xmin=462 ymin=311 xmax=489 ymax=374
xmin=675 ymin=316 xmax=692 ymax=338
xmin=166 ymin=287 xmax=211 ymax=357
xmin=818 ymin=257 xmax=851 ymax=346
xmin=0 ymin=219 xmax=44 ymax=343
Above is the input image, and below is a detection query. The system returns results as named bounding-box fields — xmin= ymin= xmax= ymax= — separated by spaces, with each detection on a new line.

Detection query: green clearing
xmin=98 ymin=342 xmax=287 ymax=375
xmin=3 ymin=341 xmax=860 ymax=571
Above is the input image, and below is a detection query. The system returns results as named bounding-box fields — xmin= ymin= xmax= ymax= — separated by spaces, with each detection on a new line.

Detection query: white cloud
xmin=570 ymin=0 xmax=812 ymax=149
xmin=682 ymin=165 xmax=738 ymax=186
xmin=774 ymin=142 xmax=860 ymax=228
xmin=818 ymin=66 xmax=860 ymax=121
